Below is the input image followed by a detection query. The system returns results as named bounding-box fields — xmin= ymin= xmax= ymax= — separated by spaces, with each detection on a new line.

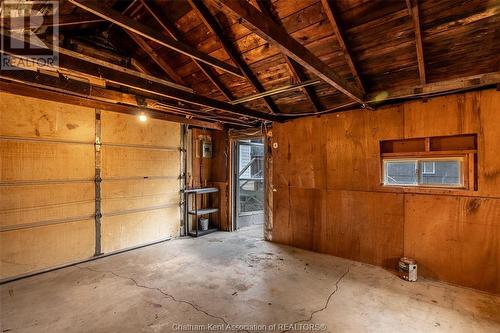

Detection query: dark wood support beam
xmin=321 ymin=0 xmax=365 ymax=92
xmin=189 ymin=0 xmax=281 ymax=114
xmin=367 ymin=71 xmax=500 ymax=102
xmin=406 ymin=0 xmax=426 ymax=84
xmin=138 ymin=0 xmax=234 ymax=100
xmin=256 ymin=0 xmax=322 ymax=112
xmin=117 ymin=1 xmax=186 ymax=84
xmin=0 ymin=70 xmax=254 ymax=128
xmin=0 ymin=79 xmax=223 ymax=130
xmin=68 ymin=0 xmax=244 ymax=78
xmin=0 ymin=36 xmax=277 ymax=122
xmin=1 ymin=12 xmax=105 ymax=29
xmin=210 ymin=0 xmax=365 ymax=105
xmin=125 ymin=31 xmax=186 ymax=84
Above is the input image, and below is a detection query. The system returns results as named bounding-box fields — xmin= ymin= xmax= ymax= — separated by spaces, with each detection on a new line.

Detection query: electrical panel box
xmin=201 ymin=140 xmax=212 ymax=158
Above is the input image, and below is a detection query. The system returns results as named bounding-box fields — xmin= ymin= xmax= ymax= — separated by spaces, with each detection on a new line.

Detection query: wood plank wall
xmin=0 ymin=92 xmax=182 ymax=279
xmin=270 ymin=89 xmax=500 ymax=293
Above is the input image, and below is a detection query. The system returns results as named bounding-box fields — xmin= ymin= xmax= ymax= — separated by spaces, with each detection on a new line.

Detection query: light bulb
xmin=138 ymin=112 xmax=147 ymax=122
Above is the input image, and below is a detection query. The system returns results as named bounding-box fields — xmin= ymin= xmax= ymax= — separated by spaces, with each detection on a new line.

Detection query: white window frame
xmin=383 ymin=156 xmax=465 ymax=188
xmin=422 ymin=161 xmax=436 ymax=174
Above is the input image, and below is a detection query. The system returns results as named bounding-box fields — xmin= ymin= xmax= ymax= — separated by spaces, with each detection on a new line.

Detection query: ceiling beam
xmin=406 ymin=0 xmax=426 ymax=84
xmin=255 ymin=0 xmax=322 ymax=112
xmin=0 ymin=36 xmax=277 ymax=122
xmin=209 ymin=0 xmax=365 ymax=105
xmin=1 ymin=12 xmax=105 ymax=29
xmin=368 ymin=71 xmax=500 ymax=102
xmin=138 ymin=0 xmax=233 ymax=100
xmin=125 ymin=31 xmax=186 ymax=84
xmin=0 ymin=70 xmax=253 ymax=128
xmin=68 ymin=0 xmax=244 ymax=78
xmin=321 ymin=0 xmax=365 ymax=92
xmin=0 ymin=79 xmax=224 ymax=130
xmin=189 ymin=0 xmax=281 ymax=114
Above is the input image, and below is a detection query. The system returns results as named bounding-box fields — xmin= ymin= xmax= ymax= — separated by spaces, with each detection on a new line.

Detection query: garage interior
xmin=0 ymin=0 xmax=499 ymax=332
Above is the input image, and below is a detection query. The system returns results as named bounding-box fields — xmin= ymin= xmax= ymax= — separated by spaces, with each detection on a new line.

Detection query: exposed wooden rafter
xmin=1 ymin=12 xmax=105 ymax=29
xmin=125 ymin=31 xmax=186 ymax=84
xmin=321 ymin=0 xmax=365 ymax=92
xmin=138 ymin=0 xmax=234 ymax=101
xmin=188 ymin=0 xmax=281 ymax=114
xmin=0 ymin=34 xmax=277 ymax=122
xmin=406 ymin=0 xmax=426 ymax=84
xmin=256 ymin=0 xmax=323 ymax=112
xmin=68 ymin=0 xmax=244 ymax=78
xmin=209 ymin=0 xmax=365 ymax=105
xmin=118 ymin=1 xmax=186 ymax=84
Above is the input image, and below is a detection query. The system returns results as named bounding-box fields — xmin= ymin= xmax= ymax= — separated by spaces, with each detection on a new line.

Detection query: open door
xmin=233 ymin=138 xmax=265 ymax=230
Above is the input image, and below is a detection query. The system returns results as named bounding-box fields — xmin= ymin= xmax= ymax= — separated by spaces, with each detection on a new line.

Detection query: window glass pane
xmin=419 ymin=159 xmax=462 ymax=186
xmin=384 ymin=160 xmax=417 ymax=185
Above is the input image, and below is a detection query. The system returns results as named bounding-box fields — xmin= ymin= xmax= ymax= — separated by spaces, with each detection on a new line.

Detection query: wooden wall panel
xmin=320 ymin=190 xmax=404 ymax=268
xmin=477 ymin=90 xmax=500 ymax=197
xmin=270 ymin=89 xmax=500 ymax=293
xmin=403 ymin=93 xmax=480 ymax=138
xmin=0 ymin=141 xmax=94 ymax=181
xmin=101 ymin=208 xmax=179 ymax=253
xmin=0 ymin=92 xmax=94 ymax=142
xmin=325 ymin=112 xmax=369 ymax=191
xmin=0 ymin=220 xmax=95 ymax=279
xmin=288 ymin=187 xmax=324 ymax=251
xmin=404 ymin=195 xmax=500 ymax=293
xmin=271 ymin=185 xmax=291 ymax=244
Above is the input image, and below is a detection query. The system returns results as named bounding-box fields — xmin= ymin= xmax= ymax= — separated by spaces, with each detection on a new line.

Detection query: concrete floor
xmin=1 ymin=225 xmax=499 ymax=333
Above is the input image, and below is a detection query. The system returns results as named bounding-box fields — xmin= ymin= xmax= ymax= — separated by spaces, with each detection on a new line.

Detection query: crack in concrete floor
xmin=75 ymin=265 xmax=251 ymax=332
xmin=282 ymin=265 xmax=351 ymax=333
xmin=75 ymin=263 xmax=350 ymax=333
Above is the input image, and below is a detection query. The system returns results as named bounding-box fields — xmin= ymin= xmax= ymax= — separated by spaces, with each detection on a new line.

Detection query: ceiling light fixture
xmin=138 ymin=111 xmax=147 ymax=122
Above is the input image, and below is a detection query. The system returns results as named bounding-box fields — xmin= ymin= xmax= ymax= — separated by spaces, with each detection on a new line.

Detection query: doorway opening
xmin=233 ymin=138 xmax=265 ymax=230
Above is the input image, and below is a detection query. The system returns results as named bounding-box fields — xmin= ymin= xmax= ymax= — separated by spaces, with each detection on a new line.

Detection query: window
xmin=380 ymin=134 xmax=477 ymax=191
xmin=383 ymin=157 xmax=464 ymax=187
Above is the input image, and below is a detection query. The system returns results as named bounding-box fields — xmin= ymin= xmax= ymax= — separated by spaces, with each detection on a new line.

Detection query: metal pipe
xmin=200 ymin=79 xmax=322 ymax=112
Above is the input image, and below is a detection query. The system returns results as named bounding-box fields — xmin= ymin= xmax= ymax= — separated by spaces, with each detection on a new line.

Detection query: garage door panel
xmin=0 ymin=92 xmax=95 ymax=142
xmin=0 ymin=219 xmax=95 ymax=279
xmin=101 ymin=111 xmax=180 ymax=147
xmin=101 ymin=207 xmax=180 ymax=253
xmin=0 ymin=182 xmax=94 ymax=228
xmin=0 ymin=141 xmax=94 ymax=181
xmin=101 ymin=146 xmax=179 ymax=178
xmin=101 ymin=178 xmax=179 ymax=213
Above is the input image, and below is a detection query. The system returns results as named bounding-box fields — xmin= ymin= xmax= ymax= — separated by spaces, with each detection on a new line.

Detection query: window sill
xmin=378 ymin=184 xmax=473 ymax=196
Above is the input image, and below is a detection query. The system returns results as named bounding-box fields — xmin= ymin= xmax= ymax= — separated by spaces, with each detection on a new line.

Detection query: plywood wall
xmin=0 ymin=92 xmax=96 ymax=278
xmin=0 ymin=93 xmax=182 ymax=279
xmin=270 ymin=89 xmax=500 ymax=293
